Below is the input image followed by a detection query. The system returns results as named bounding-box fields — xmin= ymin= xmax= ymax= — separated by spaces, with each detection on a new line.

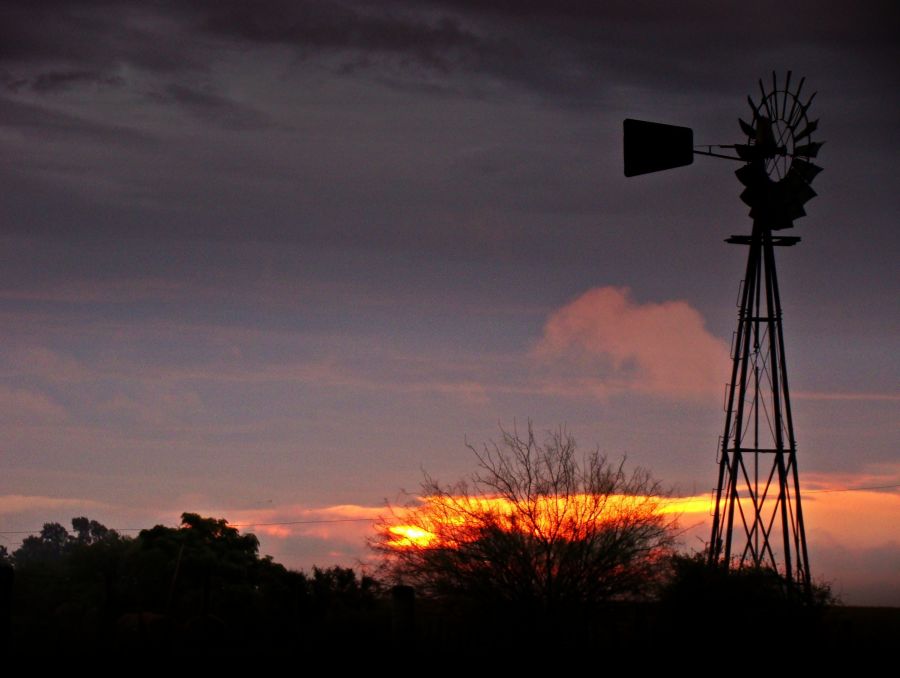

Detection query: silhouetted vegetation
xmin=370 ymin=423 xmax=680 ymax=647
xmin=6 ymin=514 xmax=386 ymax=655
xmin=661 ymin=552 xmax=837 ymax=609
xmin=651 ymin=552 xmax=857 ymax=655
xmin=659 ymin=552 xmax=837 ymax=626
xmin=372 ymin=424 xmax=676 ymax=608
xmin=4 ymin=510 xmax=892 ymax=657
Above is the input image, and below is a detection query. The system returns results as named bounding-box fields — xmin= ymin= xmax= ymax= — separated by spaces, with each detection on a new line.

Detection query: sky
xmin=0 ymin=1 xmax=897 ymax=605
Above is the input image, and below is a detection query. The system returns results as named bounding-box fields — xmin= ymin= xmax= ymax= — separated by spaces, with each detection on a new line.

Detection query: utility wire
xmin=0 ymin=516 xmax=376 ymax=535
xmin=806 ymin=483 xmax=900 ymax=494
xmin=230 ymin=518 xmax=376 ymax=527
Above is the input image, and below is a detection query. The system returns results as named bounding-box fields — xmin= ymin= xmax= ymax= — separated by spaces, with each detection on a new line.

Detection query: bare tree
xmin=371 ymin=422 xmax=678 ymax=611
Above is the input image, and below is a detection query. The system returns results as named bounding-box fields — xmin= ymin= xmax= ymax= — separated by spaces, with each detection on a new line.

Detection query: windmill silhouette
xmin=624 ymin=71 xmax=823 ymax=593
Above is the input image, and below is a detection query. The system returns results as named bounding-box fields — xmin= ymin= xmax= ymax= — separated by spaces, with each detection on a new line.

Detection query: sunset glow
xmin=386 ymin=525 xmax=437 ymax=548
xmin=379 ymin=491 xmax=680 ymax=551
xmin=378 ymin=487 xmax=899 ymax=555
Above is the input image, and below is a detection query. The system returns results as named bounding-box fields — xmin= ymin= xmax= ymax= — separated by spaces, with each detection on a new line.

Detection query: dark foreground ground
xmin=5 ymin=597 xmax=898 ymax=658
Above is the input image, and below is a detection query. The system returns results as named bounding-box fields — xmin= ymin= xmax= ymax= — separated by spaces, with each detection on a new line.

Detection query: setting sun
xmin=379 ymin=491 xmax=681 ymax=552
xmin=386 ymin=525 xmax=437 ymax=548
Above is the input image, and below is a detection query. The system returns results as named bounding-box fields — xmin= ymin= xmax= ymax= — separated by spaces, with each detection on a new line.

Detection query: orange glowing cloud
xmin=247 ymin=491 xmax=702 ymax=554
xmin=219 ymin=503 xmax=383 ymax=543
xmin=803 ymin=489 xmax=900 ymax=549
xmin=0 ymin=494 xmax=110 ymax=515
xmin=375 ymin=482 xmax=900 ymax=560
xmin=378 ymin=491 xmax=688 ymax=552
xmin=533 ymin=287 xmax=730 ymax=400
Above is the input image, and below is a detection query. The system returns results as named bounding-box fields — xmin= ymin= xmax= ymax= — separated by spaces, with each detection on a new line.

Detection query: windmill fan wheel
xmin=734 ymin=71 xmax=824 ymax=230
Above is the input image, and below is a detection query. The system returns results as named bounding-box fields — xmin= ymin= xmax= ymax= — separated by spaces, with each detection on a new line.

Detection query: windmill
xmin=624 ymin=72 xmax=823 ymax=593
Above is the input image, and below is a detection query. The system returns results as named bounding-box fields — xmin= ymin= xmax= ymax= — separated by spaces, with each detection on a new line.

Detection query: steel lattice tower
xmin=708 ymin=225 xmax=810 ymax=591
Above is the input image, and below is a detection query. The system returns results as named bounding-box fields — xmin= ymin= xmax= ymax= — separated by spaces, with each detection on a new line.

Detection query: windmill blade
xmin=735 ymin=164 xmax=762 ymax=186
xmin=771 ymin=218 xmax=794 ymax=231
xmin=789 ymin=159 xmax=823 ymax=184
xmin=759 ymin=79 xmax=776 ymax=120
xmin=782 ymin=71 xmax=792 ymax=118
xmin=795 ymin=92 xmax=818 ymax=123
xmin=739 ymin=118 xmax=756 ymax=137
xmin=740 ymin=186 xmax=764 ymax=207
xmin=793 ymin=76 xmax=806 ymax=102
xmin=794 ymin=141 xmax=824 ymax=158
xmin=793 ymin=119 xmax=818 ymax=140
xmin=756 ymin=117 xmax=776 ymax=148
xmin=747 ymin=95 xmax=759 ymax=117
xmin=786 ymin=179 xmax=817 ymax=205
xmin=734 ymin=144 xmax=758 ymax=162
xmin=786 ymin=203 xmax=807 ymax=221
xmin=784 ymin=77 xmax=806 ymax=127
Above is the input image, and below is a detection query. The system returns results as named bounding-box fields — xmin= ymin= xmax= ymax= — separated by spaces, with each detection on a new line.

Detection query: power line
xmin=806 ymin=483 xmax=900 ymax=494
xmin=0 ymin=516 xmax=376 ymax=535
xmin=662 ymin=482 xmax=900 ymax=507
xmin=230 ymin=518 xmax=375 ymax=527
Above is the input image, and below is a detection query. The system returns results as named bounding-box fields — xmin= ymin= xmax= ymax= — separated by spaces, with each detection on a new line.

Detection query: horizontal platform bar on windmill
xmin=725 ymin=235 xmax=801 ymax=246
xmin=726 ymin=447 xmax=789 ymax=454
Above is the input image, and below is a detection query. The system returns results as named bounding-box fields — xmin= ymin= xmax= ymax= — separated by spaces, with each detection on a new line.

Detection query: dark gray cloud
xmin=193 ymin=0 xmax=900 ymax=95
xmin=0 ymin=1 xmax=895 ymax=274
xmin=3 ymin=69 xmax=123 ymax=93
xmin=0 ymin=2 xmax=896 ymax=360
xmin=0 ymin=1 xmax=484 ymax=99
xmin=0 ymin=94 xmax=150 ymax=143
xmin=4 ymin=1 xmax=897 ymax=104
xmin=0 ymin=1 xmax=202 ymax=74
xmin=199 ymin=1 xmax=483 ymax=68
xmin=151 ymin=83 xmax=268 ymax=130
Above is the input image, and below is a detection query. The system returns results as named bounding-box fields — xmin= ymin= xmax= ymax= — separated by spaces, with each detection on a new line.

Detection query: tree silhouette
xmin=71 ymin=517 xmax=114 ymax=546
xmin=371 ymin=422 xmax=678 ymax=614
xmin=658 ymin=552 xmax=838 ymax=647
xmin=5 ymin=512 xmax=393 ymax=654
xmin=13 ymin=522 xmax=72 ymax=564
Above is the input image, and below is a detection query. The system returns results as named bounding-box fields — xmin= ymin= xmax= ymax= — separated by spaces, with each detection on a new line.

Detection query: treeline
xmin=1 ymin=514 xmax=388 ymax=655
xmin=2 ymin=513 xmax=893 ymax=657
